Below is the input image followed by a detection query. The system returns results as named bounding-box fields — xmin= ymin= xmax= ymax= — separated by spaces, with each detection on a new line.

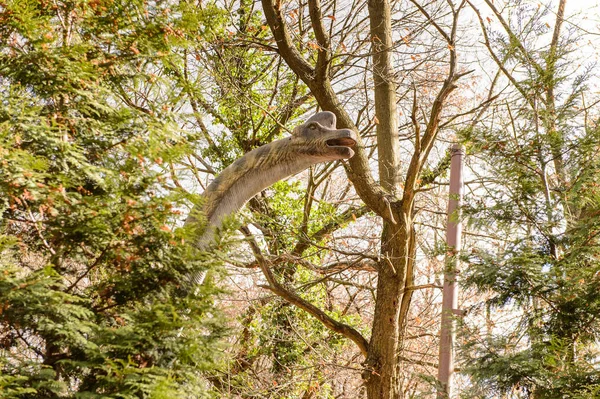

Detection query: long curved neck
xmin=187 ymin=137 xmax=316 ymax=247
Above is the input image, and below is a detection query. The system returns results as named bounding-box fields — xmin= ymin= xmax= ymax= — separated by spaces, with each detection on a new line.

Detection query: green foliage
xmin=0 ymin=1 xmax=228 ymax=397
xmin=459 ymin=4 xmax=600 ymax=396
xmin=461 ymin=122 xmax=600 ymax=398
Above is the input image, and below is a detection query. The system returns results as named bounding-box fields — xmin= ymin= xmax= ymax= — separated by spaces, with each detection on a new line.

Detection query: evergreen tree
xmin=0 ymin=0 xmax=227 ymax=397
xmin=461 ymin=1 xmax=600 ymax=397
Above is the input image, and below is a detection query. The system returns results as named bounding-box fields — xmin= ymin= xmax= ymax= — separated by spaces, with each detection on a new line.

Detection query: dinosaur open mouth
xmin=326 ymin=137 xmax=356 ymax=147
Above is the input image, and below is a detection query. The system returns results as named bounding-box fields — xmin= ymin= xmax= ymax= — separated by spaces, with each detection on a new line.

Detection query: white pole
xmin=437 ymin=144 xmax=465 ymax=398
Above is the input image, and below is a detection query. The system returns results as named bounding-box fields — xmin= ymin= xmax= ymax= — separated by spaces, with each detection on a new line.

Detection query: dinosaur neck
xmin=187 ymin=137 xmax=315 ymax=246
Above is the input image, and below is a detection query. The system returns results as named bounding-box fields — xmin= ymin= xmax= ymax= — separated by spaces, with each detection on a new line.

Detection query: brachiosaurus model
xmin=186 ymin=111 xmax=357 ymax=283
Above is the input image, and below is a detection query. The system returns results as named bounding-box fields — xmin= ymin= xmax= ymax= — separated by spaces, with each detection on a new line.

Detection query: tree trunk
xmin=368 ymin=0 xmax=401 ymax=195
xmin=361 ymin=2 xmax=414 ymax=398
xmin=364 ymin=215 xmax=414 ymax=399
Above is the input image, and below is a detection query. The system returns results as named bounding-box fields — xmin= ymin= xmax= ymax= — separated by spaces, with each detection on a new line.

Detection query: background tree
xmin=158 ymin=0 xmax=480 ymax=397
xmin=460 ymin=0 xmax=600 ymax=397
xmin=239 ymin=0 xmax=480 ymax=397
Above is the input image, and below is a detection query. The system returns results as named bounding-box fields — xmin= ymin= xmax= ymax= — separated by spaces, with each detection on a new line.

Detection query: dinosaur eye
xmin=308 ymin=123 xmax=318 ymax=130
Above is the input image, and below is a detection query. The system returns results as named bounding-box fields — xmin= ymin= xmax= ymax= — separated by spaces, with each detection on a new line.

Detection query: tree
xmin=460 ymin=0 xmax=600 ymax=397
xmin=156 ymin=0 xmax=478 ymax=396
xmin=0 ymin=0 xmax=227 ymax=397
xmin=245 ymin=0 xmax=477 ymax=397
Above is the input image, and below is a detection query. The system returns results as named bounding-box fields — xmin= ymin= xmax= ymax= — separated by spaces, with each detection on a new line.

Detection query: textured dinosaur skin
xmin=186 ymin=112 xmax=357 ymax=280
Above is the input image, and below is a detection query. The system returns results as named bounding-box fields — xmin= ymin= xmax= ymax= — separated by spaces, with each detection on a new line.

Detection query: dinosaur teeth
xmin=326 ymin=137 xmax=356 ymax=147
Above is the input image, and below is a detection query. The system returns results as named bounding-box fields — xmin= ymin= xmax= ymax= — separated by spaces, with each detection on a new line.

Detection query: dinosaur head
xmin=292 ymin=111 xmax=357 ymax=160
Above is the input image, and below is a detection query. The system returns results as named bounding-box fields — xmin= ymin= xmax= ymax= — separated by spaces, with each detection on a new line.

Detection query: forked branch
xmin=240 ymin=227 xmax=369 ymax=356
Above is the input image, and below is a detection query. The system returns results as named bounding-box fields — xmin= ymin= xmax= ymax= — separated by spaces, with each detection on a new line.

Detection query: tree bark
xmin=364 ymin=215 xmax=414 ymax=399
xmin=361 ymin=1 xmax=410 ymax=398
xmin=368 ymin=0 xmax=401 ymax=195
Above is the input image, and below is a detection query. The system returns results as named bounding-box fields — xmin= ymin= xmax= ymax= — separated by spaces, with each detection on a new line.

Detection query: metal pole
xmin=437 ymin=144 xmax=465 ymax=398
